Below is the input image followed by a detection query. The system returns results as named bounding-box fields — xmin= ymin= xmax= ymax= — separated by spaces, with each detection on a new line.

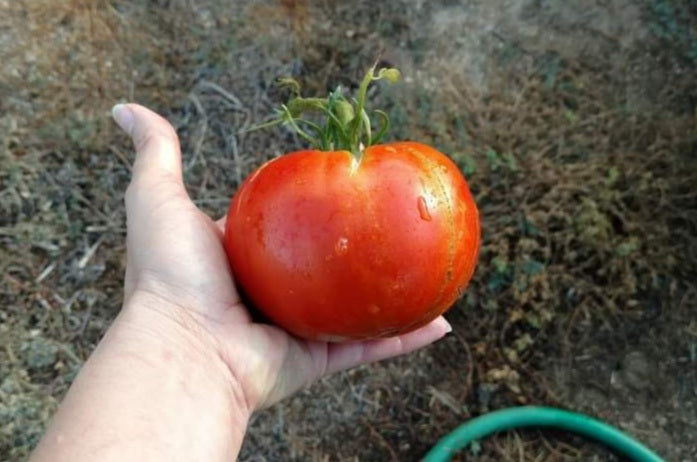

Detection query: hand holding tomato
xmin=30 ymin=98 xmax=456 ymax=462
xmin=112 ymin=103 xmax=453 ymax=409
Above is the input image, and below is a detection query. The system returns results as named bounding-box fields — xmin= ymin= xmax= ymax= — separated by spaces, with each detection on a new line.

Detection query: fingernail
xmin=111 ymin=103 xmax=134 ymax=134
xmin=440 ymin=317 xmax=453 ymax=334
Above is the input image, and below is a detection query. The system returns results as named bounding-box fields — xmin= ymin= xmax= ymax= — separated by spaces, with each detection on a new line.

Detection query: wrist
xmin=32 ymin=290 xmax=251 ymax=462
xmin=118 ymin=289 xmax=252 ymax=423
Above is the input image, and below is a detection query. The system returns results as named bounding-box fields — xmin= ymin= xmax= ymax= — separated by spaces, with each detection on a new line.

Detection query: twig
xmin=452 ymin=329 xmax=475 ymax=400
xmin=35 ymin=262 xmax=56 ymax=283
xmin=186 ymin=92 xmax=208 ymax=170
xmin=197 ymin=80 xmax=244 ymax=110
xmin=362 ymin=418 xmax=399 ymax=462
xmin=492 ymin=434 xmax=517 ymax=462
xmin=227 ymin=131 xmax=243 ymax=186
xmin=109 ymin=145 xmax=132 ymax=172
xmin=513 ymin=430 xmax=525 ymax=462
xmin=78 ymin=234 xmax=105 ymax=269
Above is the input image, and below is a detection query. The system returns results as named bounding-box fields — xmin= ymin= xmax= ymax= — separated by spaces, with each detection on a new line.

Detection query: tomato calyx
xmin=248 ymin=65 xmax=400 ymax=161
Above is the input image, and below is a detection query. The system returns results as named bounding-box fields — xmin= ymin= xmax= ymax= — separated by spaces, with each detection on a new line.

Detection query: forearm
xmin=30 ymin=296 xmax=249 ymax=462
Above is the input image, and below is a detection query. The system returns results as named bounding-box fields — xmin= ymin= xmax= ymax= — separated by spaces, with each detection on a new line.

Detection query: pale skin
xmin=30 ymin=104 xmax=452 ymax=461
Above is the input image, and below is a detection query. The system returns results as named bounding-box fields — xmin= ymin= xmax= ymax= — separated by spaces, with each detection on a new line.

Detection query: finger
xmin=255 ymin=318 xmax=451 ymax=407
xmin=112 ymin=103 xmax=184 ymax=187
xmin=215 ymin=215 xmax=227 ymax=234
xmin=324 ymin=316 xmax=452 ymax=375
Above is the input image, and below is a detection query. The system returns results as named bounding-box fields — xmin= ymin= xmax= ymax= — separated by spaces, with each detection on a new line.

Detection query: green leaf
xmin=513 ymin=333 xmax=534 ymax=352
xmin=462 ymin=153 xmax=477 ymax=177
xmin=376 ymin=67 xmax=400 ymax=83
xmin=606 ymin=166 xmax=620 ymax=186
xmin=492 ymin=256 xmax=508 ymax=274
xmin=522 ymin=259 xmax=544 ymax=276
xmin=526 ymin=313 xmax=541 ymax=329
xmin=488 ymin=273 xmax=508 ymax=292
xmin=616 ymin=237 xmax=638 ymax=256
xmin=485 ymin=148 xmax=500 ymax=171
xmin=519 ymin=215 xmax=539 ymax=236
xmin=277 ymin=77 xmax=301 ymax=95
xmin=502 ymin=152 xmax=517 ymax=171
xmin=564 ymin=109 xmax=577 ymax=122
xmin=469 ymin=440 xmax=482 ymax=456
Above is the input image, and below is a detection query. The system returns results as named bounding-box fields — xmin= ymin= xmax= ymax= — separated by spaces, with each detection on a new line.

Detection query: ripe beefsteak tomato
xmin=224 ymin=67 xmax=480 ymax=341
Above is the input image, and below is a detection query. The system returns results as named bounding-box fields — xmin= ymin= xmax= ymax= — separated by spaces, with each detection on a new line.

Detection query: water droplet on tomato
xmin=335 ymin=237 xmax=349 ymax=255
xmin=368 ymin=304 xmax=381 ymax=314
xmin=417 ymin=196 xmax=432 ymax=221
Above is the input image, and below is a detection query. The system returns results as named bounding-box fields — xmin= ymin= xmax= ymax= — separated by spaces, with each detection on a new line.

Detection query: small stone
xmin=620 ymin=351 xmax=652 ymax=391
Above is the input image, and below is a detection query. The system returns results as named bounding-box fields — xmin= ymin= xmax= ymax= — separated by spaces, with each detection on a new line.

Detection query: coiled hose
xmin=423 ymin=406 xmax=664 ymax=461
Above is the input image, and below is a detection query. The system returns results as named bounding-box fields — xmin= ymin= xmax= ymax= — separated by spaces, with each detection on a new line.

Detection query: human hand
xmin=114 ymin=103 xmax=452 ymax=412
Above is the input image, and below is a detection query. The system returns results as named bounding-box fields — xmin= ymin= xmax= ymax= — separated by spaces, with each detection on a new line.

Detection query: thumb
xmin=112 ymin=104 xmax=189 ymax=300
xmin=112 ymin=103 xmax=184 ymax=187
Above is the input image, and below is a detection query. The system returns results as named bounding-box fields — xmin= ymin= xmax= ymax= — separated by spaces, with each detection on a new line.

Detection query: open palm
xmin=116 ymin=104 xmax=451 ymax=410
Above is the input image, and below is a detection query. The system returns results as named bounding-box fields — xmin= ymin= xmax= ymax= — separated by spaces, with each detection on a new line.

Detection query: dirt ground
xmin=1 ymin=0 xmax=696 ymax=460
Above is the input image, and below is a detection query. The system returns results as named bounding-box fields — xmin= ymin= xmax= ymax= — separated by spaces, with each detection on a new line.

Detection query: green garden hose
xmin=423 ymin=406 xmax=664 ymax=462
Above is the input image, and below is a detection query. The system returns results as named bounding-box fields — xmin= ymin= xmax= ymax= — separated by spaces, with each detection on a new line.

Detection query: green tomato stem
xmin=252 ymin=65 xmax=400 ymax=161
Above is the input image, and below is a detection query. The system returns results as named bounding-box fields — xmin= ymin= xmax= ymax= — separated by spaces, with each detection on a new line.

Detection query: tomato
xmin=224 ymin=141 xmax=480 ymax=341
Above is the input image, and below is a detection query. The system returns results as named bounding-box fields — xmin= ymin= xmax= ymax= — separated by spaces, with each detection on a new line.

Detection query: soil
xmin=1 ymin=0 xmax=696 ymax=460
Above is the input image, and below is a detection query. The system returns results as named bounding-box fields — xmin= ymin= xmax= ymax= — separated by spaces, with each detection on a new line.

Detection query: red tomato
xmin=224 ymin=141 xmax=480 ymax=341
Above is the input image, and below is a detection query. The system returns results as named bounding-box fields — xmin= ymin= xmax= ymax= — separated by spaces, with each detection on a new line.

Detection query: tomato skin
xmin=224 ymin=142 xmax=480 ymax=341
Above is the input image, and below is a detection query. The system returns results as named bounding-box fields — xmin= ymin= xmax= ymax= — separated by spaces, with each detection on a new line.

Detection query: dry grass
xmin=2 ymin=0 xmax=696 ymax=460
